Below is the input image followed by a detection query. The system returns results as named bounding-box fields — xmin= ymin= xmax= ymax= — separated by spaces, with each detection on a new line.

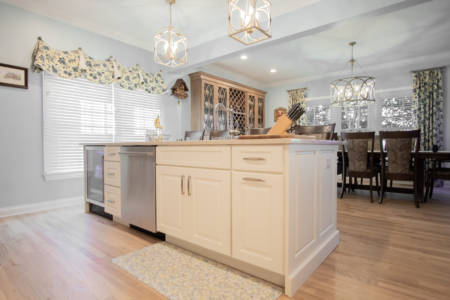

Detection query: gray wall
xmin=266 ymin=61 xmax=450 ymax=150
xmin=0 ymin=3 xmax=188 ymax=209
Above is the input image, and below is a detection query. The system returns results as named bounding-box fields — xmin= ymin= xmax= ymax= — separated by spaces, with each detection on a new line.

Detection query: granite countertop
xmin=82 ymin=137 xmax=340 ymax=147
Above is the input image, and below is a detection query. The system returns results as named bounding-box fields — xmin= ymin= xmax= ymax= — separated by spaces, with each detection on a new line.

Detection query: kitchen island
xmin=84 ymin=138 xmax=339 ymax=297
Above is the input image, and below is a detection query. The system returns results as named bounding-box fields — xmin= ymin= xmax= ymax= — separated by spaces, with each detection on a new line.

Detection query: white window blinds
xmin=43 ymin=73 xmax=161 ymax=178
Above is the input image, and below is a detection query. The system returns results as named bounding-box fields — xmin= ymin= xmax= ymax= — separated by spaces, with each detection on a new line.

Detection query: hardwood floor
xmin=1 ymin=190 xmax=450 ymax=300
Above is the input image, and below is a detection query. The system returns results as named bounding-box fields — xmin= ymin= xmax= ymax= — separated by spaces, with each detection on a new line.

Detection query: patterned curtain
xmin=287 ymin=88 xmax=307 ymax=125
xmin=413 ymin=67 xmax=445 ymax=151
xmin=31 ymin=37 xmax=166 ymax=94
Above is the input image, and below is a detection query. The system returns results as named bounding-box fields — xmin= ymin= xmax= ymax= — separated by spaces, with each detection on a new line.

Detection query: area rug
xmin=113 ymin=242 xmax=282 ymax=300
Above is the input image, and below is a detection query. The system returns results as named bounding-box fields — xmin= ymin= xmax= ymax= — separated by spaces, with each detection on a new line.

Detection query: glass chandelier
xmin=330 ymin=42 xmax=375 ymax=107
xmin=228 ymin=0 xmax=272 ymax=45
xmin=154 ymin=0 xmax=188 ymax=67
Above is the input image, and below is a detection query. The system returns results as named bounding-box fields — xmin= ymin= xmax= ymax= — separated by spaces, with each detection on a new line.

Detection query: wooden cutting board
xmin=238 ymin=134 xmax=316 ymax=139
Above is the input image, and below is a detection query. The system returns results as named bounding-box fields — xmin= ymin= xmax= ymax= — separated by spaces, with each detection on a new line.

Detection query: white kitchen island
xmin=154 ymin=138 xmax=339 ymax=297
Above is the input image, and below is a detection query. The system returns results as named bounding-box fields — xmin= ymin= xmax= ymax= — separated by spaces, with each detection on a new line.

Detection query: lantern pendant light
xmin=154 ymin=0 xmax=188 ymax=67
xmin=330 ymin=42 xmax=376 ymax=107
xmin=228 ymin=0 xmax=272 ymax=45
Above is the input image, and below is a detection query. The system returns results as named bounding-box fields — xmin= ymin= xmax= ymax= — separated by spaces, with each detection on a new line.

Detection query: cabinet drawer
xmin=157 ymin=146 xmax=231 ymax=169
xmin=232 ymin=146 xmax=283 ymax=173
xmin=104 ymin=146 xmax=120 ymax=162
xmin=104 ymin=185 xmax=121 ymax=217
xmin=104 ymin=161 xmax=121 ymax=187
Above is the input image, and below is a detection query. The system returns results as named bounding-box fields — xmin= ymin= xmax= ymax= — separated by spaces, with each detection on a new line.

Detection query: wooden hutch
xmin=189 ymin=72 xmax=266 ymax=133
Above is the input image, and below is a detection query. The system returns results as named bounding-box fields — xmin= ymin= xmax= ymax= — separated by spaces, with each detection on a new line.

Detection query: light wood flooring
xmin=1 ymin=189 xmax=450 ymax=300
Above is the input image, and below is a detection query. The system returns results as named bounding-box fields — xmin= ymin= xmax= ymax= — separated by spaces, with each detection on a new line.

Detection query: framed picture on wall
xmin=0 ymin=63 xmax=28 ymax=89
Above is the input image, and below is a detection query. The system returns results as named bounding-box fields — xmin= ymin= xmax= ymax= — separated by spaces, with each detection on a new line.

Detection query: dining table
xmin=338 ymin=150 xmax=450 ymax=200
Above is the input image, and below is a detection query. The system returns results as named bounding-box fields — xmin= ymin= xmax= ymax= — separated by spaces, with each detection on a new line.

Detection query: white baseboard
xmin=0 ymin=196 xmax=82 ymax=218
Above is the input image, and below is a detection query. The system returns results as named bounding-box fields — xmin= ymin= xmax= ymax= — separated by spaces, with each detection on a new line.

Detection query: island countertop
xmin=82 ymin=137 xmax=340 ymax=147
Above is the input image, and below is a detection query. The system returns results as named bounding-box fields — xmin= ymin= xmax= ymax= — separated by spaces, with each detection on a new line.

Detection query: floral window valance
xmin=31 ymin=37 xmax=166 ymax=94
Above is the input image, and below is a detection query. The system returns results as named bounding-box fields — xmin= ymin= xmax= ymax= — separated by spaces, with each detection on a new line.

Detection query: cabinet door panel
xmin=189 ymin=168 xmax=231 ymax=255
xmin=232 ymin=171 xmax=283 ymax=273
xmin=156 ymin=166 xmax=187 ymax=239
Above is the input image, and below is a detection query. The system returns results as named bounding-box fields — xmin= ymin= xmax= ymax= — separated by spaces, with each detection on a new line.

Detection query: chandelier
xmin=228 ymin=0 xmax=272 ymax=45
xmin=154 ymin=0 xmax=188 ymax=67
xmin=330 ymin=42 xmax=375 ymax=107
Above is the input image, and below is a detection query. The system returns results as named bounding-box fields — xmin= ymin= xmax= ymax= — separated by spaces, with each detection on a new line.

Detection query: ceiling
xmin=0 ymin=0 xmax=318 ymax=49
xmin=3 ymin=0 xmax=447 ymax=85
xmin=208 ymin=0 xmax=450 ymax=85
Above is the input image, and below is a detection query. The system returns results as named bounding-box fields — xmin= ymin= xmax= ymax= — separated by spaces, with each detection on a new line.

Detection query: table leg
xmin=415 ymin=157 xmax=425 ymax=201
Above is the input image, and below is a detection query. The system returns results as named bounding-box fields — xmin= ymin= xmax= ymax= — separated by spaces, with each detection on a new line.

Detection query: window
xmin=43 ymin=73 xmax=161 ymax=178
xmin=305 ymin=104 xmax=331 ymax=125
xmin=381 ymin=96 xmax=417 ymax=129
xmin=341 ymin=105 xmax=368 ymax=131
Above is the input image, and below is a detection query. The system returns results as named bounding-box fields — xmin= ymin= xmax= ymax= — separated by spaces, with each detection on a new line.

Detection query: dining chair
xmin=379 ymin=130 xmax=420 ymax=207
xmin=340 ymin=132 xmax=379 ymax=202
xmin=208 ymin=130 xmax=228 ymax=140
xmin=248 ymin=128 xmax=271 ymax=135
xmin=425 ymin=161 xmax=450 ymax=201
xmin=293 ymin=123 xmax=336 ymax=140
xmin=184 ymin=130 xmax=204 ymax=141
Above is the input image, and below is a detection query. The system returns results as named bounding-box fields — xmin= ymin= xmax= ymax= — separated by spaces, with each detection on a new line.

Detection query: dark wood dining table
xmin=338 ymin=150 xmax=450 ymax=200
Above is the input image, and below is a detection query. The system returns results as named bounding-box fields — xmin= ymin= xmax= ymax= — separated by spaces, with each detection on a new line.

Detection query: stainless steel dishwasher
xmin=119 ymin=146 xmax=157 ymax=233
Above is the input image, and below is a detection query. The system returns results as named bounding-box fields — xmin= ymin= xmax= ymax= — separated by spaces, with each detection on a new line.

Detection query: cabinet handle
xmin=243 ymin=177 xmax=265 ymax=182
xmin=243 ymin=157 xmax=266 ymax=161
xmin=181 ymin=175 xmax=185 ymax=195
xmin=107 ymin=172 xmax=115 ymax=176
xmin=108 ymin=153 xmax=116 ymax=156
xmin=107 ymin=199 xmax=115 ymax=203
xmin=188 ymin=176 xmax=192 ymax=196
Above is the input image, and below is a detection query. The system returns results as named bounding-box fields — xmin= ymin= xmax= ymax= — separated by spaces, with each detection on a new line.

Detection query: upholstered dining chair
xmin=340 ymin=132 xmax=379 ymax=202
xmin=379 ymin=130 xmax=420 ymax=207
xmin=249 ymin=128 xmax=271 ymax=135
xmin=208 ymin=130 xmax=228 ymax=140
xmin=293 ymin=123 xmax=336 ymax=140
xmin=184 ymin=130 xmax=204 ymax=141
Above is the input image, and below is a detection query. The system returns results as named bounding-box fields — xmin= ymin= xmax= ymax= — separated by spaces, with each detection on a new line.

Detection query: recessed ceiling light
xmin=270 ymin=68 xmax=277 ymax=73
xmin=240 ymin=55 xmax=248 ymax=60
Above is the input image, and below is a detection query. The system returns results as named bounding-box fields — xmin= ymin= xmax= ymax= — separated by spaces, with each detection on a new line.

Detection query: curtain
xmin=32 ymin=37 xmax=166 ymax=94
xmin=287 ymin=88 xmax=307 ymax=125
xmin=413 ymin=67 xmax=445 ymax=151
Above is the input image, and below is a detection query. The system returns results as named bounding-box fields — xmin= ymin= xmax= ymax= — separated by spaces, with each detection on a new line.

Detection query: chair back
xmin=184 ymin=130 xmax=204 ymax=141
xmin=208 ymin=130 xmax=228 ymax=140
xmin=293 ymin=124 xmax=336 ymax=140
xmin=379 ymin=130 xmax=420 ymax=175
xmin=342 ymin=132 xmax=375 ymax=173
xmin=249 ymin=128 xmax=270 ymax=135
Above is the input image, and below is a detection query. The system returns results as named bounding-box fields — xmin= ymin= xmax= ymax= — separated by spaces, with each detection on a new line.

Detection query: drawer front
xmin=104 ymin=185 xmax=121 ymax=217
xmin=232 ymin=146 xmax=284 ymax=173
xmin=104 ymin=146 xmax=120 ymax=162
xmin=157 ymin=146 xmax=231 ymax=169
xmin=104 ymin=161 xmax=121 ymax=187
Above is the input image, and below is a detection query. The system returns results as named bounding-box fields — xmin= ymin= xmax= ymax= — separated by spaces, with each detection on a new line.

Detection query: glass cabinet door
xmin=256 ymin=97 xmax=265 ymax=128
xmin=216 ymin=86 xmax=228 ymax=130
xmin=247 ymin=94 xmax=256 ymax=129
xmin=203 ymin=82 xmax=214 ymax=130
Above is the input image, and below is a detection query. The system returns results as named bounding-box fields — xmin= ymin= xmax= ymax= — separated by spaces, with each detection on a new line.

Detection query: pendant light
xmin=330 ymin=42 xmax=375 ymax=107
xmin=154 ymin=0 xmax=188 ymax=67
xmin=228 ymin=0 xmax=272 ymax=45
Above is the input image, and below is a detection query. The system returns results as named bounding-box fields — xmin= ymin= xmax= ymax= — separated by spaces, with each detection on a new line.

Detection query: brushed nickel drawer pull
xmin=108 ymin=153 xmax=116 ymax=156
xmin=188 ymin=176 xmax=192 ymax=196
xmin=107 ymin=199 xmax=115 ymax=203
xmin=181 ymin=175 xmax=185 ymax=195
xmin=243 ymin=177 xmax=265 ymax=182
xmin=107 ymin=172 xmax=115 ymax=176
xmin=243 ymin=157 xmax=266 ymax=161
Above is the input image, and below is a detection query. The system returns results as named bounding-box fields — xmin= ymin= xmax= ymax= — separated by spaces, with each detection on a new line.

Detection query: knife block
xmin=267 ymin=114 xmax=293 ymax=135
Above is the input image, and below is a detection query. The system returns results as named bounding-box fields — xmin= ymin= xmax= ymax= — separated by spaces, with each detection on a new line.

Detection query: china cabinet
xmin=189 ymin=72 xmax=266 ymax=133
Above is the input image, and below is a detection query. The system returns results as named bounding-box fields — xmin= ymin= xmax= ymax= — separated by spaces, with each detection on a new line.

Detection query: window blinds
xmin=43 ymin=73 xmax=161 ymax=178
